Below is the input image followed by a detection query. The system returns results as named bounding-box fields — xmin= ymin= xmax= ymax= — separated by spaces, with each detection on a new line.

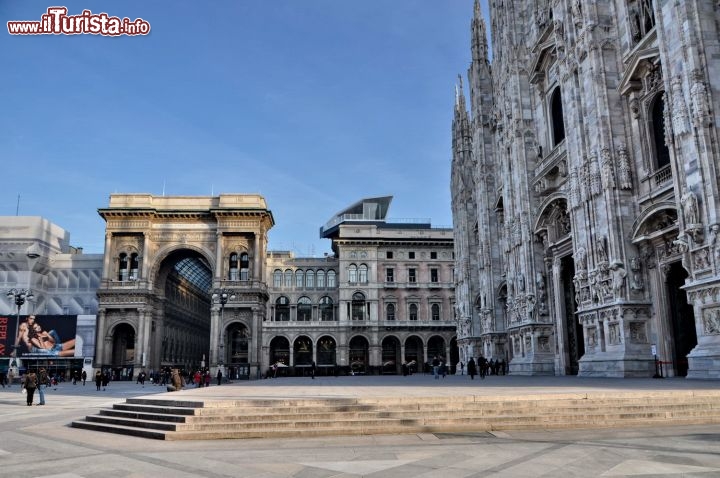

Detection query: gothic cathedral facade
xmin=451 ymin=0 xmax=720 ymax=378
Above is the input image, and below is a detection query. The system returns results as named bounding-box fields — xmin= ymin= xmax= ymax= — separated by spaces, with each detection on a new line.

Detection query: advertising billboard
xmin=0 ymin=315 xmax=78 ymax=358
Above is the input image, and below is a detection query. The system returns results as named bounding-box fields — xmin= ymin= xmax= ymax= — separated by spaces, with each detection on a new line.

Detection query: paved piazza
xmin=1 ymin=375 xmax=719 ymax=477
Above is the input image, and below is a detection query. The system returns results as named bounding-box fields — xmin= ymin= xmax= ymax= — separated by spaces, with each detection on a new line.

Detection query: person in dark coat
xmin=23 ymin=372 xmax=38 ymax=406
xmin=216 ymin=369 xmax=223 ymax=386
xmin=95 ymin=370 xmax=102 ymax=390
xmin=311 ymin=361 xmax=316 ymax=379
xmin=467 ymin=357 xmax=477 ymax=380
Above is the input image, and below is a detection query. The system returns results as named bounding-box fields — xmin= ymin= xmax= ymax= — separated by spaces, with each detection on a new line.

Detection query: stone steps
xmin=71 ymin=391 xmax=720 ymax=440
xmin=96 ymin=400 xmax=720 ymax=424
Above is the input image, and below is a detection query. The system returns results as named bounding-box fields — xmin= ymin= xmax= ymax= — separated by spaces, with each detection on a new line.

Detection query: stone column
xmin=369 ymin=345 xmax=381 ymax=370
xmin=141 ymin=232 xmax=151 ymax=280
xmin=261 ymin=345 xmax=269 ymax=374
xmin=551 ymin=256 xmax=568 ymax=374
xmin=254 ymin=232 xmax=261 ymax=281
xmin=102 ymin=233 xmax=112 ymax=280
xmin=337 ymin=344 xmax=348 ymax=369
xmin=143 ymin=309 xmax=151 ymax=369
xmin=135 ymin=309 xmax=145 ymax=371
xmin=209 ymin=308 xmax=219 ymax=367
xmin=215 ymin=231 xmax=223 ymax=280
xmin=251 ymin=308 xmax=261 ymax=378
xmin=95 ymin=308 xmax=107 ymax=365
xmin=648 ymin=262 xmax=674 ymax=376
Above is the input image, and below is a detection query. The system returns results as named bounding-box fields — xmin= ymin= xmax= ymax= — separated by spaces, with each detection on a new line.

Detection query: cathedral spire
xmin=453 ymin=74 xmax=471 ymax=156
xmin=455 ymin=74 xmax=467 ymax=113
xmin=471 ymin=0 xmax=489 ymax=63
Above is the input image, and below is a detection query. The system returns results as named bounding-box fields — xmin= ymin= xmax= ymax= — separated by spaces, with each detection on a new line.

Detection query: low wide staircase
xmin=71 ymin=391 xmax=720 ymax=440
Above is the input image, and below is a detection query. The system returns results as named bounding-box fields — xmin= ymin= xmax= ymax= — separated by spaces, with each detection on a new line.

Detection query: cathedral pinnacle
xmin=471 ymin=0 xmax=489 ymax=62
xmin=455 ymin=74 xmax=467 ymax=112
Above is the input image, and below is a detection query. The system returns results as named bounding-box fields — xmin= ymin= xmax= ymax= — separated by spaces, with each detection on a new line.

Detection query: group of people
xmin=21 ymin=368 xmax=50 ymax=406
xmin=431 ymin=356 xmax=449 ymax=379
xmin=191 ymin=369 xmax=223 ymax=387
xmin=94 ymin=370 xmax=111 ymax=390
xmin=461 ymin=356 xmax=507 ymax=380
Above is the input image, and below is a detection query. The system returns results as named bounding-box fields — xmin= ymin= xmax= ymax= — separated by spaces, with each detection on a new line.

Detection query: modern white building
xmin=0 ymin=216 xmax=102 ymax=378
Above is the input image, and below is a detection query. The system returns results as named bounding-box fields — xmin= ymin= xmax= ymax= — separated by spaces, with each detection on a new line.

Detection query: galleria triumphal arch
xmin=94 ymin=194 xmax=273 ymax=378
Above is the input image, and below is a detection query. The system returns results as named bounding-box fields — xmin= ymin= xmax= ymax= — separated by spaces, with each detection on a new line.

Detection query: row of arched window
xmin=274 ymin=296 xmax=335 ymax=321
xmin=347 ymin=264 xmax=368 ymax=283
xmin=273 ymin=269 xmax=336 ymax=289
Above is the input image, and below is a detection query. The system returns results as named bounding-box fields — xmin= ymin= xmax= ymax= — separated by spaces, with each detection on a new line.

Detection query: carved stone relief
xmin=630 ymin=256 xmax=644 ymax=290
xmin=671 ymin=77 xmax=690 ymax=136
xmin=629 ymin=322 xmax=648 ymax=343
xmin=616 ymin=144 xmax=632 ymax=189
xmin=538 ymin=336 xmax=550 ymax=352
xmin=608 ymin=322 xmax=621 ymax=345
xmin=600 ymin=147 xmax=616 ymax=189
xmin=610 ymin=261 xmax=627 ymax=297
xmin=587 ymin=327 xmax=598 ymax=350
xmin=702 ymin=307 xmax=720 ymax=335
xmin=690 ymin=71 xmax=711 ymax=127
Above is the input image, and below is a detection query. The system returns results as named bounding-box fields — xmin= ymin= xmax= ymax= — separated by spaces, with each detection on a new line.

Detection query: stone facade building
xmin=3 ymin=195 xmax=456 ymax=379
xmin=451 ymin=0 xmax=720 ymax=378
xmin=95 ymin=194 xmax=273 ymax=379
xmin=38 ymin=193 xmax=453 ymax=379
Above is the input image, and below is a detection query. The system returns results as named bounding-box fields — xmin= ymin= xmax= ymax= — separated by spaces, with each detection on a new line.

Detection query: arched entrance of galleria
xmin=94 ymin=194 xmax=273 ymax=379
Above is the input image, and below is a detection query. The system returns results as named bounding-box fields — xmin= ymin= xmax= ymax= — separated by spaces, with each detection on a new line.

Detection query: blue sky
xmin=0 ymin=1 xmax=485 ymax=255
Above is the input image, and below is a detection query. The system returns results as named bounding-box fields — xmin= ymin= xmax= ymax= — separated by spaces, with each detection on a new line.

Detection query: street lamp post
xmin=6 ymin=288 xmax=34 ymax=379
xmin=211 ymin=289 xmax=235 ymax=369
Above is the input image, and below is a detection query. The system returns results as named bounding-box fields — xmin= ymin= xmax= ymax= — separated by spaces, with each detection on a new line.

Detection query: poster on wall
xmin=0 ymin=315 xmax=78 ymax=358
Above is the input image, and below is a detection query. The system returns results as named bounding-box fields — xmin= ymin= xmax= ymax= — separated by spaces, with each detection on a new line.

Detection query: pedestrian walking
xmin=432 ymin=356 xmax=440 ymax=379
xmin=23 ymin=371 xmax=38 ymax=406
xmin=101 ymin=371 xmax=110 ymax=390
xmin=311 ymin=361 xmax=316 ymax=379
xmin=479 ymin=356 xmax=487 ymax=379
xmin=81 ymin=370 xmax=87 ymax=386
xmin=467 ymin=357 xmax=477 ymax=380
xmin=37 ymin=368 xmax=49 ymax=405
xmin=94 ymin=370 xmax=102 ymax=390
xmin=216 ymin=369 xmax=223 ymax=386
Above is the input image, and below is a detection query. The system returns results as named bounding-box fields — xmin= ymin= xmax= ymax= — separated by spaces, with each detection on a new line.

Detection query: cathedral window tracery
xmin=550 ymin=88 xmax=566 ymax=146
xmin=628 ymin=0 xmax=656 ymax=44
xmin=650 ymin=93 xmax=671 ymax=171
